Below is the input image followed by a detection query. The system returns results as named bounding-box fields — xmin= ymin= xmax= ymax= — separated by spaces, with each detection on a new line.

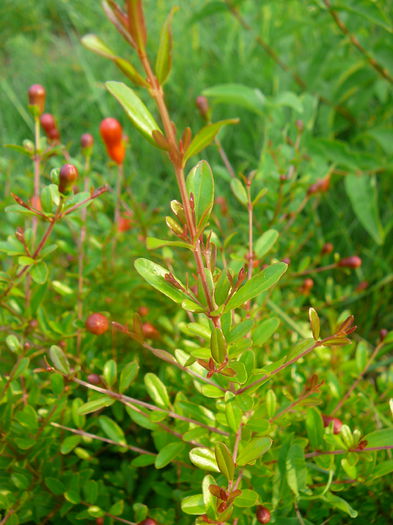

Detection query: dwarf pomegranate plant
xmin=1 ymin=1 xmax=392 ymax=525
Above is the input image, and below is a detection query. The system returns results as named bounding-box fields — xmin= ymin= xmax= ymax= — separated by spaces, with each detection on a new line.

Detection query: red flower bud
xmin=142 ymin=322 xmax=160 ymax=339
xmin=138 ymin=519 xmax=157 ymax=525
xmin=321 ymin=242 xmax=333 ymax=255
xmin=85 ymin=313 xmax=109 ymax=335
xmin=28 ymin=84 xmax=46 ymax=114
xmin=195 ymin=95 xmax=209 ymax=118
xmin=256 ymin=505 xmax=271 ymax=523
xmin=338 ymin=256 xmax=362 ymax=269
xmin=118 ymin=215 xmax=133 ymax=232
xmin=281 ymin=257 xmax=291 ymax=265
xmin=107 ymin=142 xmax=126 ymax=164
xmin=379 ymin=329 xmax=388 ymax=341
xmin=59 ymin=164 xmax=78 ymax=193
xmin=40 ymin=113 xmax=56 ymax=133
xmin=138 ymin=306 xmax=149 ymax=317
xmin=87 ymin=374 xmax=102 ymax=385
xmin=100 ymin=118 xmax=123 ymax=147
xmin=355 ymin=281 xmax=368 ymax=292
xmin=307 ymin=176 xmax=330 ymax=196
xmin=322 ymin=415 xmax=342 ymax=434
xmin=81 ymin=133 xmax=94 ymax=150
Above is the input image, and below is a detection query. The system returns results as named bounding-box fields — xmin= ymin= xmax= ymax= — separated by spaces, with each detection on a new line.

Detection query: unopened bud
xmin=338 ymin=256 xmax=362 ymax=269
xmin=380 ymin=329 xmax=388 ymax=341
xmin=28 ymin=84 xmax=46 ymax=114
xmin=170 ymin=200 xmax=186 ymax=224
xmin=81 ymin=133 xmax=94 ymax=150
xmin=321 ymin=242 xmax=333 ymax=255
xmin=256 ymin=506 xmax=271 ymax=523
xmin=322 ymin=415 xmax=343 ymax=434
xmin=196 ymin=95 xmax=209 ymax=119
xmin=166 ymin=216 xmax=183 ymax=236
xmin=307 ymin=176 xmax=330 ymax=196
xmin=59 ymin=164 xmax=78 ymax=193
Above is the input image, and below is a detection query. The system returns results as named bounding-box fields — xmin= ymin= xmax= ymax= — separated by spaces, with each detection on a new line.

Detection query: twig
xmin=324 ymin=0 xmax=393 ymax=85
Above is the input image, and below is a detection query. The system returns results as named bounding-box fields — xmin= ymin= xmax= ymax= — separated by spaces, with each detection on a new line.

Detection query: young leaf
xmin=60 ymin=435 xmax=81 ymax=455
xmin=230 ymin=178 xmax=248 ymax=206
xmin=189 ymin=447 xmax=220 ymax=472
xmin=11 ymin=357 xmax=30 ymax=380
xmin=183 ymin=119 xmax=239 ymax=164
xmin=103 ymin=359 xmax=117 ymax=387
xmin=155 ymin=442 xmax=185 ymax=469
xmin=181 ymin=494 xmax=206 ymax=515
xmin=106 ymin=81 xmax=161 ymax=144
xmin=31 ymin=261 xmax=49 ymax=284
xmin=49 ymin=345 xmax=70 ymax=375
xmin=225 ymin=262 xmax=288 ymax=311
xmin=81 ymin=34 xmax=147 ymax=87
xmin=144 ymin=373 xmax=170 ymax=408
xmin=186 ymin=160 xmax=214 ymax=230
xmin=324 ymin=493 xmax=358 ymax=518
xmin=308 ymin=307 xmax=320 ymax=340
xmin=210 ymin=326 xmax=227 ymax=363
xmin=155 ymin=7 xmax=178 ymax=84
xmin=134 ymin=258 xmax=190 ymax=304
xmin=215 ymin=442 xmax=235 ymax=481
xmin=237 ymin=437 xmax=272 ymax=466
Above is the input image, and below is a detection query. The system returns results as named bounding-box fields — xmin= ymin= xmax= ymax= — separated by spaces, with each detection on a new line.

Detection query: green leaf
xmin=99 ymin=416 xmax=126 ymax=445
xmin=6 ymin=334 xmax=22 ymax=353
xmin=49 ymin=345 xmax=70 ymax=375
xmin=30 ymin=260 xmax=48 ymax=284
xmin=363 ymin=428 xmax=393 ymax=448
xmin=252 ymin=317 xmax=280 ymax=346
xmin=203 ymin=83 xmax=265 ymax=114
xmin=103 ymin=359 xmax=117 ymax=387
xmin=144 ymin=373 xmax=170 ymax=408
xmin=146 ymin=237 xmax=192 ymax=251
xmin=189 ymin=447 xmax=219 ymax=472
xmin=119 ymin=361 xmax=139 ymax=393
xmin=237 ymin=437 xmax=272 ymax=466
xmin=345 ymin=174 xmax=384 ymax=245
xmin=255 ymin=229 xmax=279 ymax=258
xmin=233 ymin=489 xmax=258 ymax=507
xmin=45 ymin=477 xmax=65 ymax=495
xmin=131 ymin=455 xmax=156 ymax=467
xmin=181 ymin=494 xmax=206 ymax=515
xmin=155 ymin=442 xmax=185 ymax=469
xmin=225 ymin=263 xmax=288 ymax=311
xmin=324 ymin=493 xmax=358 ymax=518
xmin=308 ymin=307 xmax=320 ymax=340
xmin=230 ymin=178 xmax=248 ymax=205
xmin=286 ymin=443 xmax=307 ymax=497
xmin=188 ymin=2 xmax=229 ymax=25
xmin=183 ymin=119 xmax=239 ymax=164
xmin=106 ymin=81 xmax=161 ymax=144
xmin=82 ymin=34 xmax=147 ymax=87
xmin=372 ymin=459 xmax=393 ymax=479
xmin=60 ymin=435 xmax=81 ymax=454
xmin=155 ymin=7 xmax=178 ymax=84
xmin=306 ymin=407 xmax=324 ymax=450
xmin=202 ymin=474 xmax=216 ymax=516
xmin=135 ymin=258 xmax=190 ymax=304
xmin=186 ymin=160 xmax=214 ymax=230
xmin=77 ymin=396 xmax=115 ymax=415
xmin=210 ymin=326 xmax=227 ymax=363
xmin=215 ymin=442 xmax=235 ymax=481
xmin=270 ymin=91 xmax=303 ymax=113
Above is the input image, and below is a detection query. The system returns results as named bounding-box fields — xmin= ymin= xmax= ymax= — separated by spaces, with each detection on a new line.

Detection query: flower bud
xmin=142 ymin=322 xmax=160 ymax=339
xmin=256 ymin=506 xmax=271 ymax=523
xmin=321 ymin=242 xmax=333 ymax=255
xmin=107 ymin=142 xmax=126 ymax=164
xmin=307 ymin=176 xmax=330 ymax=196
xmin=28 ymin=84 xmax=46 ymax=114
xmin=87 ymin=374 xmax=102 ymax=385
xmin=355 ymin=281 xmax=368 ymax=292
xmin=118 ymin=214 xmax=133 ymax=232
xmin=100 ymin=118 xmax=123 ymax=147
xmin=59 ymin=164 xmax=78 ymax=193
xmin=81 ymin=133 xmax=94 ymax=150
xmin=196 ymin=96 xmax=209 ymax=119
xmin=138 ymin=306 xmax=149 ymax=317
xmin=338 ymin=256 xmax=362 ymax=269
xmin=85 ymin=313 xmax=109 ymax=335
xmin=138 ymin=519 xmax=157 ymax=525
xmin=379 ymin=328 xmax=388 ymax=341
xmin=322 ymin=415 xmax=342 ymax=434
xmin=40 ymin=113 xmax=56 ymax=133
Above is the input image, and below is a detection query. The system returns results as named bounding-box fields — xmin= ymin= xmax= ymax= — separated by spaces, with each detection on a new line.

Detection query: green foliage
xmin=1 ymin=1 xmax=392 ymax=524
